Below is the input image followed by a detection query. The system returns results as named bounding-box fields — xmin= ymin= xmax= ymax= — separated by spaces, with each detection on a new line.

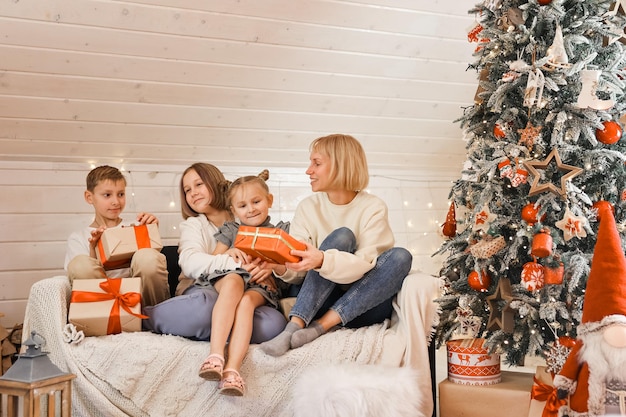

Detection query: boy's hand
xmin=136 ymin=212 xmax=159 ymax=225
xmin=88 ymin=226 xmax=106 ymax=255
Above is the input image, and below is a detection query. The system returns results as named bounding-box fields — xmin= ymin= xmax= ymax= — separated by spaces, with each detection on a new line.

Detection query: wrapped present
xmin=439 ymin=371 xmax=534 ymax=417
xmin=68 ymin=277 xmax=147 ymax=336
xmin=97 ymin=223 xmax=162 ymax=269
xmin=529 ymin=366 xmax=566 ymax=417
xmin=234 ymin=226 xmax=306 ymax=264
xmin=447 ymin=338 xmax=501 ymax=385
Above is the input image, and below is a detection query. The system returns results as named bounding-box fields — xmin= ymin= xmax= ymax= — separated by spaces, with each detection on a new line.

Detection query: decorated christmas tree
xmin=434 ymin=0 xmax=626 ymax=370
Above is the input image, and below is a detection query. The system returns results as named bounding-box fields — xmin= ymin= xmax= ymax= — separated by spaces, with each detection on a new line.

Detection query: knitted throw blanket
xmin=23 ymin=277 xmax=388 ymax=417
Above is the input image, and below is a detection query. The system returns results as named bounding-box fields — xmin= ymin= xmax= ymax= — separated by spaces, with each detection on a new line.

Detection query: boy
xmin=64 ymin=165 xmax=170 ymax=307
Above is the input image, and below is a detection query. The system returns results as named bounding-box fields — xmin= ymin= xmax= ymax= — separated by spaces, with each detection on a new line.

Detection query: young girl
xmin=144 ymin=163 xmax=286 ymax=351
xmin=198 ymin=170 xmax=289 ymax=396
xmin=260 ymin=134 xmax=413 ymax=356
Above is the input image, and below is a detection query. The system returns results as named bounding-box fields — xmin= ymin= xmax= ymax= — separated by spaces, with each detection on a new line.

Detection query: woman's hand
xmin=136 ymin=212 xmax=159 ymax=225
xmin=285 ymin=241 xmax=323 ymax=272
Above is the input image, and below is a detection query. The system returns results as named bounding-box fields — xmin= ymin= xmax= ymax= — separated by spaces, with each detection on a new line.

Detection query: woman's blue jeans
xmin=288 ymin=227 xmax=412 ymax=328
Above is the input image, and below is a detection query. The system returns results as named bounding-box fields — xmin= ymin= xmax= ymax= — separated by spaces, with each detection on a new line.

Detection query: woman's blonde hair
xmin=227 ymin=170 xmax=271 ymax=205
xmin=179 ymin=163 xmax=231 ymax=219
xmin=310 ymin=134 xmax=369 ymax=191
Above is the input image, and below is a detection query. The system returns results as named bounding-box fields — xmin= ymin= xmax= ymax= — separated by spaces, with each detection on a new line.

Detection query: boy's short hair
xmin=86 ymin=165 xmax=126 ymax=191
xmin=180 ymin=163 xmax=231 ymax=219
xmin=310 ymin=134 xmax=369 ymax=191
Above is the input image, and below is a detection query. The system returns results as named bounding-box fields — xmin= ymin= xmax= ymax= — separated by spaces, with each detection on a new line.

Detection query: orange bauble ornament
xmin=521 ymin=203 xmax=546 ymax=225
xmin=596 ymin=120 xmax=623 ymax=144
xmin=442 ymin=202 xmax=457 ymax=237
xmin=592 ymin=200 xmax=615 ymax=222
xmin=544 ymin=262 xmax=564 ymax=285
xmin=531 ymin=228 xmax=553 ymax=258
xmin=468 ymin=270 xmax=491 ymax=292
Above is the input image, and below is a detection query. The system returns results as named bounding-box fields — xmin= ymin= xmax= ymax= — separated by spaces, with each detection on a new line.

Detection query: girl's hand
xmin=246 ymin=259 xmax=277 ymax=290
xmin=136 ymin=212 xmax=159 ymax=225
xmin=285 ymin=241 xmax=323 ymax=272
xmin=225 ymin=248 xmax=251 ymax=264
xmin=259 ymin=261 xmax=286 ymax=276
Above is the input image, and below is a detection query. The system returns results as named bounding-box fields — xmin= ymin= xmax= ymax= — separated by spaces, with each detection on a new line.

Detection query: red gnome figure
xmin=552 ymin=204 xmax=626 ymax=416
xmin=442 ymin=202 xmax=457 ymax=238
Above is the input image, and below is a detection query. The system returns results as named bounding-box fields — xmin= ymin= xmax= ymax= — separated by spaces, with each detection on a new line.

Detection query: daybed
xmin=22 ymin=247 xmax=441 ymax=417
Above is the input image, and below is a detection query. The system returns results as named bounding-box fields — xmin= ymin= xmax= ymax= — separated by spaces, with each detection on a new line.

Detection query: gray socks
xmin=259 ymin=321 xmax=301 ymax=357
xmin=290 ymin=321 xmax=326 ymax=349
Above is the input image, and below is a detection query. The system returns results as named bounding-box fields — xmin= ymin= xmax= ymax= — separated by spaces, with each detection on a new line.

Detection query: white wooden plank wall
xmin=0 ymin=160 xmax=455 ymax=329
xmin=0 ymin=0 xmax=477 ymax=169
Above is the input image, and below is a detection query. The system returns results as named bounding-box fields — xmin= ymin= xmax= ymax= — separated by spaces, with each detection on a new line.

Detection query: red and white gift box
xmin=68 ymin=277 xmax=147 ymax=336
xmin=96 ymin=223 xmax=162 ymax=269
xmin=447 ymin=338 xmax=501 ymax=385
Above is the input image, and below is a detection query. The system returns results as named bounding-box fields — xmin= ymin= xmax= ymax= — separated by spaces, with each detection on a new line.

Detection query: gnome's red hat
xmin=579 ymin=204 xmax=626 ymax=334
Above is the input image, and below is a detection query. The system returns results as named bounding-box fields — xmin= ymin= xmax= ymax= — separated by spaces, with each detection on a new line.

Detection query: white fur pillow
xmin=290 ymin=363 xmax=423 ymax=417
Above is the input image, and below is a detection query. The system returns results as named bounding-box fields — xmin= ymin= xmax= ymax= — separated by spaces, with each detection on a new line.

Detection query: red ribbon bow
xmin=70 ymin=278 xmax=148 ymax=334
xmin=531 ymin=376 xmax=567 ymax=417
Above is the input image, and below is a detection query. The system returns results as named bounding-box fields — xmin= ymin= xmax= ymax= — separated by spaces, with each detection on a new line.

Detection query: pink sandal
xmin=198 ymin=353 xmax=224 ymax=381
xmin=219 ymin=369 xmax=246 ymax=396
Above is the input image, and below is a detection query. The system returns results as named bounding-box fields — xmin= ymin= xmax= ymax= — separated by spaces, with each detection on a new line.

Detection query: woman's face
xmin=182 ymin=169 xmax=212 ymax=214
xmin=306 ymin=150 xmax=332 ymax=192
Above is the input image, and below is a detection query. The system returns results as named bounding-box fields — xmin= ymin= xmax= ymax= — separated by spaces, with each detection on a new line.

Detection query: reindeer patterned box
xmin=447 ymin=338 xmax=501 ymax=385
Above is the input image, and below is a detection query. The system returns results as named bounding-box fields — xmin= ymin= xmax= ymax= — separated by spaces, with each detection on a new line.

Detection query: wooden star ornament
xmin=518 ymin=122 xmax=542 ymax=149
xmin=555 ymin=207 xmax=588 ymax=241
xmin=486 ymin=277 xmax=516 ymax=333
xmin=523 ymin=149 xmax=583 ymax=199
xmin=603 ymin=1 xmax=626 ymax=45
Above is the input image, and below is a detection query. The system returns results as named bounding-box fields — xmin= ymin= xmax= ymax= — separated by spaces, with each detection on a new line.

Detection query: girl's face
xmin=230 ymin=183 xmax=273 ymax=226
xmin=306 ymin=150 xmax=332 ymax=192
xmin=85 ymin=179 xmax=126 ymax=224
xmin=182 ymin=169 xmax=213 ymax=214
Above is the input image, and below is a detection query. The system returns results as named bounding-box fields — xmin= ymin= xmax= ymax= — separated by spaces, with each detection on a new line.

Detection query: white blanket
xmin=23 ymin=273 xmax=440 ymax=417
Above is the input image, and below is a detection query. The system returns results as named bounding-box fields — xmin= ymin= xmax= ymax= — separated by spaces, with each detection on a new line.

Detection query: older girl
xmin=144 ymin=163 xmax=286 ymax=349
